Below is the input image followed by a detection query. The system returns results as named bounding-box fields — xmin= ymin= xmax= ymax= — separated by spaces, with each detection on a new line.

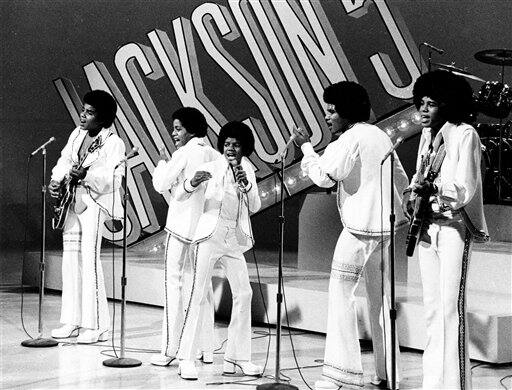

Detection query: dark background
xmin=1 ymin=0 xmax=511 ymax=252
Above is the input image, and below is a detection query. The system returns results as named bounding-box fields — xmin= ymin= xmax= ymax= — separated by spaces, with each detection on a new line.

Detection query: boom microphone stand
xmin=103 ymin=155 xmax=141 ymax=368
xmin=257 ymin=152 xmax=297 ymax=390
xmin=21 ymin=147 xmax=58 ymax=348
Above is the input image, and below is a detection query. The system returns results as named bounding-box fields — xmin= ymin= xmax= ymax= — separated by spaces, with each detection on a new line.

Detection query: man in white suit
xmin=49 ymin=90 xmax=125 ymax=344
xmin=403 ymin=71 xmax=487 ymax=390
xmin=151 ymin=107 xmax=219 ymax=367
xmin=293 ymin=81 xmax=409 ymax=390
xmin=174 ymin=121 xmax=262 ymax=380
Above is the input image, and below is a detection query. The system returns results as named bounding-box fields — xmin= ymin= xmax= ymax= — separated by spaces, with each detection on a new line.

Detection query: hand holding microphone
xmin=227 ymin=155 xmax=249 ymax=187
xmin=233 ymin=165 xmax=248 ymax=187
xmin=291 ymin=124 xmax=308 ymax=147
xmin=158 ymin=144 xmax=169 ymax=162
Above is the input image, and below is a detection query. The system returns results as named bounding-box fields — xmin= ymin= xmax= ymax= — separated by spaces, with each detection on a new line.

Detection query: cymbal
xmin=433 ymin=63 xmax=485 ymax=82
xmin=475 ymin=49 xmax=512 ymax=66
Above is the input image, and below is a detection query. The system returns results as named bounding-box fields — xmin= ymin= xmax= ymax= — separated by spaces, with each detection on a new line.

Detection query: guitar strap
xmin=74 ymin=131 xmax=113 ymax=214
xmin=426 ymin=141 xmax=489 ymax=243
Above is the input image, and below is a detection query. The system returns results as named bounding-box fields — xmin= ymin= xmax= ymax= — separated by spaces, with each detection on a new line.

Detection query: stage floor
xmin=2 ymin=250 xmax=512 ymax=389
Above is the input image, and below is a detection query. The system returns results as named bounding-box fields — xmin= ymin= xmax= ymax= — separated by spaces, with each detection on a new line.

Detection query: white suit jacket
xmin=152 ymin=137 xmax=220 ymax=242
xmin=51 ymin=127 xmax=125 ymax=219
xmin=176 ymin=156 xmax=261 ymax=252
xmin=409 ymin=122 xmax=488 ymax=235
xmin=301 ymin=122 xmax=410 ymax=236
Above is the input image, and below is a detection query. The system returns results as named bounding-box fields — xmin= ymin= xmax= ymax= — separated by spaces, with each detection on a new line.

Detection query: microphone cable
xmin=206 ymin=172 xmax=273 ymax=387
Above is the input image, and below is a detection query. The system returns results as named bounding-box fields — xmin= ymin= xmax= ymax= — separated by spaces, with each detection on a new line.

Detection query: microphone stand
xmin=21 ymin=147 xmax=58 ymax=348
xmin=103 ymin=159 xmax=141 ymax=368
xmin=381 ymin=151 xmax=397 ymax=390
xmin=257 ymin=153 xmax=297 ymax=390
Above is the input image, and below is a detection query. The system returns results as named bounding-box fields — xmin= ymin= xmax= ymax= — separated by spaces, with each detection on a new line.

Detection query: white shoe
xmin=196 ymin=351 xmax=214 ymax=364
xmin=223 ymin=359 xmax=262 ymax=376
xmin=150 ymin=354 xmax=175 ymax=366
xmin=76 ymin=329 xmax=109 ymax=344
xmin=315 ymin=379 xmax=341 ymax=389
xmin=178 ymin=360 xmax=198 ymax=380
xmin=51 ymin=324 xmax=79 ymax=339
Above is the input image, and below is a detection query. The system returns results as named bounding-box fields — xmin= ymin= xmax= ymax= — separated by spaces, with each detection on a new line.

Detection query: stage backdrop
xmin=1 ymin=0 xmax=511 ymax=248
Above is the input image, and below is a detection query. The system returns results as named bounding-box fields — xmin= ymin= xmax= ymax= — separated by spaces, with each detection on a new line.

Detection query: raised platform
xmin=25 ymin=237 xmax=512 ymax=364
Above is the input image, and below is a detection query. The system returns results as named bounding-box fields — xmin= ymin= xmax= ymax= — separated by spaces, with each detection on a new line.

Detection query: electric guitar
xmin=405 ymin=174 xmax=435 ymax=257
xmin=405 ymin=147 xmax=441 ymax=257
xmin=52 ymin=137 xmax=102 ymax=230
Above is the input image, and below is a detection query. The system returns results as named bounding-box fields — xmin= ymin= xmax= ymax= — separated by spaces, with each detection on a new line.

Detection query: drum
xmin=476 ymin=122 xmax=512 ymax=138
xmin=481 ymin=136 xmax=512 ymax=201
xmin=475 ymin=81 xmax=512 ymax=118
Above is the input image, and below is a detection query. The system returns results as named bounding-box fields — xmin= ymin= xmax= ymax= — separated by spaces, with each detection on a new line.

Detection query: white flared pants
xmin=60 ymin=202 xmax=109 ymax=330
xmin=418 ymin=220 xmax=472 ymax=390
xmin=322 ymin=228 xmax=399 ymax=388
xmin=177 ymin=220 xmax=252 ymax=362
xmin=160 ymin=234 xmax=215 ymax=357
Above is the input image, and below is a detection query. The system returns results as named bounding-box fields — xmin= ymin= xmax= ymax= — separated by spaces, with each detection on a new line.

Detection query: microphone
xmin=380 ymin=137 xmax=404 ymax=165
xmin=115 ymin=146 xmax=139 ymax=168
xmin=421 ymin=42 xmax=444 ymax=55
xmin=279 ymin=133 xmax=297 ymax=158
xmin=228 ymin=157 xmax=248 ymax=188
xmin=30 ymin=137 xmax=56 ymax=157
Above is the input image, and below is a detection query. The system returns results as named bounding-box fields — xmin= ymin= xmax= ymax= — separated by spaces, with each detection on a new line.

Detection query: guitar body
xmin=405 ymin=193 xmax=429 ymax=257
xmin=405 ymin=149 xmax=436 ymax=257
xmin=51 ymin=136 xmax=103 ymax=230
xmin=52 ymin=179 xmax=77 ymax=230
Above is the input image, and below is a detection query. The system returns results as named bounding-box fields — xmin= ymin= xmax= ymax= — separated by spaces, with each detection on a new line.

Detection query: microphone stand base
xmin=103 ymin=357 xmax=142 ymax=368
xmin=21 ymin=337 xmax=58 ymax=348
xmin=257 ymin=383 xmax=298 ymax=390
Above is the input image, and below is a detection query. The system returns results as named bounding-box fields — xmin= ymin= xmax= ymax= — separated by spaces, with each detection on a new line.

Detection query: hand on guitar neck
xmin=412 ymin=181 xmax=438 ymax=198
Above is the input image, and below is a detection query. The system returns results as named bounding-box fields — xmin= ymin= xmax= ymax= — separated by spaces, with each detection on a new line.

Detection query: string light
xmin=411 ymin=111 xmax=422 ymax=125
xmin=286 ymin=177 xmax=297 ymax=187
xmin=397 ymin=119 xmax=409 ymax=131
xmin=385 ymin=127 xmax=395 ymax=137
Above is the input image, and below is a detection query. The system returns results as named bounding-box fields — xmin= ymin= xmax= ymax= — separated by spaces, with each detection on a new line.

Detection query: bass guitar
xmin=52 ymin=137 xmax=102 ymax=230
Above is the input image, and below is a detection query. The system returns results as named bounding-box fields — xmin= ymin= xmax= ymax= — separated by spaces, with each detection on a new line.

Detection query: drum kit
xmin=434 ymin=49 xmax=512 ymax=203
